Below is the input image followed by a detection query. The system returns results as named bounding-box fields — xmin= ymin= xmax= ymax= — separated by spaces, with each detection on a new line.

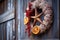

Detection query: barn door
xmin=0 ymin=0 xmax=15 ymax=40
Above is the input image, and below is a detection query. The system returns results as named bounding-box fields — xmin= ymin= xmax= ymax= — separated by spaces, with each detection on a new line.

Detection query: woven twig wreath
xmin=24 ymin=0 xmax=53 ymax=36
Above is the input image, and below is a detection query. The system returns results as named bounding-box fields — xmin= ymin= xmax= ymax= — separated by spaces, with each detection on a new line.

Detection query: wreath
xmin=24 ymin=0 xmax=53 ymax=37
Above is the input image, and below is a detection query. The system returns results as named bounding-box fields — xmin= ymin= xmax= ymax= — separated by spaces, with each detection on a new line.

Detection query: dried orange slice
xmin=24 ymin=17 xmax=29 ymax=25
xmin=32 ymin=25 xmax=40 ymax=34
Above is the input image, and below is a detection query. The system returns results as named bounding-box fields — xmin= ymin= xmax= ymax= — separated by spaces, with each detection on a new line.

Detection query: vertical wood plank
xmin=14 ymin=0 xmax=18 ymax=40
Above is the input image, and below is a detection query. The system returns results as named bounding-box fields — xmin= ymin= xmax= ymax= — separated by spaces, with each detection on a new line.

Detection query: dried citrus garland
xmin=24 ymin=17 xmax=29 ymax=25
xmin=24 ymin=0 xmax=53 ymax=37
xmin=32 ymin=25 xmax=40 ymax=34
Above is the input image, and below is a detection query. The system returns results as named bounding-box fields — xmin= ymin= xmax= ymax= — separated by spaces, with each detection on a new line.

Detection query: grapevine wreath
xmin=24 ymin=0 xmax=53 ymax=37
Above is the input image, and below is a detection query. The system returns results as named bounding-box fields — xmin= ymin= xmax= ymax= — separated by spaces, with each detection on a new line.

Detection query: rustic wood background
xmin=0 ymin=0 xmax=59 ymax=40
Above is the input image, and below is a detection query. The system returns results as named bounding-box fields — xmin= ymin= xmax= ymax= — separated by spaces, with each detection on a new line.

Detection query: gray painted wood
xmin=0 ymin=9 xmax=14 ymax=23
